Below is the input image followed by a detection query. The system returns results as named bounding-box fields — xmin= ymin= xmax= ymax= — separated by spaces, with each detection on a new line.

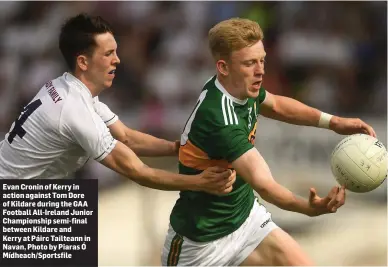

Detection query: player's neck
xmin=71 ymin=71 xmax=102 ymax=97
xmin=216 ymin=75 xmax=247 ymax=101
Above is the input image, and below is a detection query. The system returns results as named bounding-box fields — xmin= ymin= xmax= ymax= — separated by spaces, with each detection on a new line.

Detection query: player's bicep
xmin=107 ymin=119 xmax=127 ymax=142
xmin=259 ymin=90 xmax=276 ymax=116
xmin=232 ymin=147 xmax=276 ymax=191
xmin=93 ymin=97 xmax=118 ymax=126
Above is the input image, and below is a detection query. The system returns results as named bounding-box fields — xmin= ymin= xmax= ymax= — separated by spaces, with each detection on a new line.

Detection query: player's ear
xmin=76 ymin=55 xmax=89 ymax=72
xmin=216 ymin=59 xmax=229 ymax=76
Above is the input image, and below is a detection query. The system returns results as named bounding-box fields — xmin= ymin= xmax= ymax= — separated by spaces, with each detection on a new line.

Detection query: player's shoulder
xmin=35 ymin=72 xmax=80 ymax=108
xmin=200 ymin=76 xmax=222 ymax=99
xmin=54 ymin=73 xmax=93 ymax=108
xmin=49 ymin=73 xmax=96 ymax=124
xmin=196 ymin=76 xmax=238 ymax=127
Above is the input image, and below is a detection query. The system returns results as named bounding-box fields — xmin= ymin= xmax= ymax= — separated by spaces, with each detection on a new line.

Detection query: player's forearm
xmin=130 ymin=165 xmax=197 ymax=191
xmin=256 ymin=181 xmax=316 ymax=216
xmin=122 ymin=129 xmax=176 ymax=157
xmin=262 ymin=95 xmax=322 ymax=127
xmin=233 ymin=148 xmax=317 ymax=216
xmin=101 ymin=142 xmax=193 ymax=191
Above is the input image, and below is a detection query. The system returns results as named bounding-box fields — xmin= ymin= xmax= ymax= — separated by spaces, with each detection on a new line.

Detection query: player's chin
xmin=104 ymin=80 xmax=113 ymax=88
xmin=247 ymin=88 xmax=260 ymax=98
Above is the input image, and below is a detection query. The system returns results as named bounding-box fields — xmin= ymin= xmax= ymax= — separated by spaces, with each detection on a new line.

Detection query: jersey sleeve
xmin=257 ymin=87 xmax=266 ymax=104
xmin=60 ymin=102 xmax=117 ymax=161
xmin=211 ymin=124 xmax=254 ymax=162
xmin=93 ymin=97 xmax=119 ymax=126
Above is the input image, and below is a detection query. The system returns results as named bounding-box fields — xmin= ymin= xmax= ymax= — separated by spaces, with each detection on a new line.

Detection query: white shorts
xmin=161 ymin=201 xmax=279 ymax=266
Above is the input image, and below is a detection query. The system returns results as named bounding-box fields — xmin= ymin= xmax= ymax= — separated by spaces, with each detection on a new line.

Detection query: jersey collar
xmin=215 ymin=78 xmax=248 ymax=105
xmin=64 ymin=72 xmax=93 ymax=98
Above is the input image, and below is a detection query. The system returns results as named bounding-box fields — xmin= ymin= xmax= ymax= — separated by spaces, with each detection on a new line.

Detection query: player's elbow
xmin=254 ymin=180 xmax=284 ymax=204
xmin=115 ymin=157 xmax=148 ymax=184
xmin=115 ymin=131 xmax=135 ymax=148
xmin=254 ymin=184 xmax=273 ymax=202
xmin=100 ymin=142 xmax=147 ymax=182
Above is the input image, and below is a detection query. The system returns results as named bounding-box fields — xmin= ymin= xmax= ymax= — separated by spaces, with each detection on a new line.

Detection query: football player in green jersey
xmin=162 ymin=18 xmax=376 ymax=266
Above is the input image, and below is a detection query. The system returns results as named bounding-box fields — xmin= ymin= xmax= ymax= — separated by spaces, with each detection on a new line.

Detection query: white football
xmin=330 ymin=134 xmax=387 ymax=193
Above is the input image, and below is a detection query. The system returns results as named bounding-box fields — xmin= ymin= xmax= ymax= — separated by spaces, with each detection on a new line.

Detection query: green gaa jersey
xmin=170 ymin=76 xmax=267 ymax=242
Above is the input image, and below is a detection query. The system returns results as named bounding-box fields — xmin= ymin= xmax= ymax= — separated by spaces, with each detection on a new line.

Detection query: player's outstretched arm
xmin=108 ymin=120 xmax=179 ymax=157
xmin=232 ymin=147 xmax=346 ymax=217
xmin=259 ymin=91 xmax=376 ymax=137
xmin=100 ymin=141 xmax=235 ymax=194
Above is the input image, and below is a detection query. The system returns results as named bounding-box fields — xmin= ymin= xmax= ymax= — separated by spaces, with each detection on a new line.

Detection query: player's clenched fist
xmin=195 ymin=166 xmax=236 ymax=195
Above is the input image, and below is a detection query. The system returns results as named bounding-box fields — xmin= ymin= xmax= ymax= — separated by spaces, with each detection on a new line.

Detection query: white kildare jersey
xmin=0 ymin=72 xmax=118 ymax=179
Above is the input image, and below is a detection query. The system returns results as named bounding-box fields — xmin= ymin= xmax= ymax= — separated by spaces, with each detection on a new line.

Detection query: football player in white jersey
xmin=0 ymin=13 xmax=236 ymax=195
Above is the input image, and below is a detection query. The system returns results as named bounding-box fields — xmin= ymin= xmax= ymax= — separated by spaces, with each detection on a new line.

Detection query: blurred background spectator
xmin=0 ymin=2 xmax=386 ymax=265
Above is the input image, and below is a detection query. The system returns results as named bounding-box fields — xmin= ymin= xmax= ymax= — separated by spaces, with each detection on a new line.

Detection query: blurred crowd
xmin=0 ymin=2 xmax=386 ymax=182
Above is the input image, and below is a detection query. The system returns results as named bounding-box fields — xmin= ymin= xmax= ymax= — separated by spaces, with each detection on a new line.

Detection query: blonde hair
xmin=208 ymin=18 xmax=264 ymax=61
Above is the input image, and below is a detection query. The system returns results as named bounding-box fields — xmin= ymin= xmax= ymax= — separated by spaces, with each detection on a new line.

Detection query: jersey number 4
xmin=8 ymin=99 xmax=42 ymax=144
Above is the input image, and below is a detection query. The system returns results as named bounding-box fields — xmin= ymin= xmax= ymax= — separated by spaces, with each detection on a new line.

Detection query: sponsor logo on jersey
xmin=45 ymin=81 xmax=62 ymax=103
xmin=260 ymin=218 xmax=271 ymax=228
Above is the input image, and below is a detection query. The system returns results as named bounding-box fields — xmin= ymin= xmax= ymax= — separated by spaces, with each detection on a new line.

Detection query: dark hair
xmin=59 ymin=13 xmax=113 ymax=71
